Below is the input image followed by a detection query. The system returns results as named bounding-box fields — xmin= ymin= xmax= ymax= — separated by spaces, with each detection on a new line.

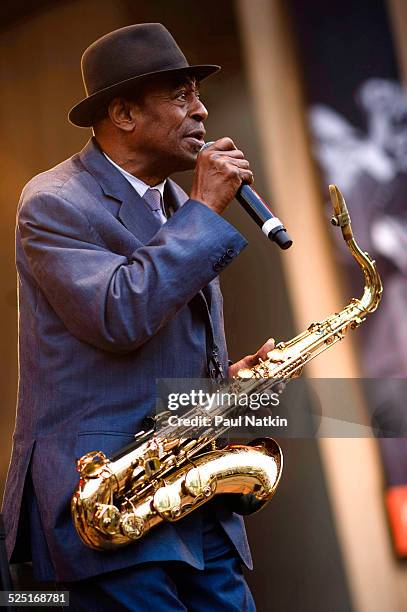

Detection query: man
xmin=2 ymin=23 xmax=273 ymax=610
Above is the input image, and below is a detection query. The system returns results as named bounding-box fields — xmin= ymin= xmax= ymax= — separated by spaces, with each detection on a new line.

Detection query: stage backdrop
xmin=289 ymin=0 xmax=407 ymax=557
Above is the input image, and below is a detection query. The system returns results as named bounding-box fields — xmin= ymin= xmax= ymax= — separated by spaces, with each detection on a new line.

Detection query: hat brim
xmin=68 ymin=64 xmax=220 ymax=128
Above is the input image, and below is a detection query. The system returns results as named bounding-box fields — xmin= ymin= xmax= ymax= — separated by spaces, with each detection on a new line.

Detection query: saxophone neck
xmin=329 ymin=184 xmax=383 ymax=315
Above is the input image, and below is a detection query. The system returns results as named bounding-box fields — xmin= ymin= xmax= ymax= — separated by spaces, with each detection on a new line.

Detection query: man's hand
xmin=190 ymin=138 xmax=253 ymax=215
xmin=228 ymin=338 xmax=275 ymax=378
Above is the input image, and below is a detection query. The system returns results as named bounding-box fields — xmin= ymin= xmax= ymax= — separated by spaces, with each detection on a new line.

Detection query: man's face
xmin=129 ymin=75 xmax=208 ymax=174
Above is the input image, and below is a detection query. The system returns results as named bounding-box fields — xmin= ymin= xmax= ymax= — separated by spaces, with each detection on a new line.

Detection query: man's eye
xmin=177 ymin=91 xmax=188 ymax=101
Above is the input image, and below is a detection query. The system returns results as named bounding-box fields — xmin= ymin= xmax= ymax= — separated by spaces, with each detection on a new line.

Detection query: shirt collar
xmin=103 ymin=152 xmax=166 ymax=198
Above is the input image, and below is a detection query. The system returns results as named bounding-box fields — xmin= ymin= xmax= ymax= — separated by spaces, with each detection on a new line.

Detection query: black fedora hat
xmin=68 ymin=23 xmax=220 ymax=128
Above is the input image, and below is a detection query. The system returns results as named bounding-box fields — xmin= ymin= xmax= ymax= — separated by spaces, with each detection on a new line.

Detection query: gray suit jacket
xmin=2 ymin=137 xmax=252 ymax=581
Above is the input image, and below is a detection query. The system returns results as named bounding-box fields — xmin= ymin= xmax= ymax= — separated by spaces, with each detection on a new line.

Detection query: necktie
xmin=143 ymin=188 xmax=167 ymax=225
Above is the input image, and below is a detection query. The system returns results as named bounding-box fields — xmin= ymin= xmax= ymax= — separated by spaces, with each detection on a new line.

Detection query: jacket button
xmin=226 ymin=248 xmax=235 ymax=257
xmin=213 ymin=261 xmax=222 ymax=271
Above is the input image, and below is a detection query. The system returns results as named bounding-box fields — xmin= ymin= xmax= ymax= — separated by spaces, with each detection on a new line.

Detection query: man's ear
xmin=107 ymin=97 xmax=138 ymax=132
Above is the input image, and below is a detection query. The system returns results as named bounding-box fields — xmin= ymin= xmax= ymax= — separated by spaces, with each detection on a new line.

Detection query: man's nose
xmin=190 ymin=97 xmax=208 ymax=122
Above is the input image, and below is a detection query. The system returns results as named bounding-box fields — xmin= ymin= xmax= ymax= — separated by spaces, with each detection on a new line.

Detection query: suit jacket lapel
xmin=163 ymin=179 xmax=188 ymax=214
xmin=78 ymin=137 xmax=161 ymax=243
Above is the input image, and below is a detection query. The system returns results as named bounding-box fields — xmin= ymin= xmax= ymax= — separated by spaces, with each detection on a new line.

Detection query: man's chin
xmin=173 ymin=151 xmax=199 ymax=172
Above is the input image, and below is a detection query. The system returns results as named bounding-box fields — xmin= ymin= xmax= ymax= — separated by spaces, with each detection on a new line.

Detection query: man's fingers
xmin=210 ymin=149 xmax=245 ymax=159
xmin=222 ymin=160 xmax=253 ymax=184
xmin=240 ymin=170 xmax=254 ymax=184
xmin=193 ymin=136 xmax=253 ymax=214
xmin=215 ymin=157 xmax=253 ymax=186
xmin=243 ymin=338 xmax=275 ymax=368
xmin=210 ymin=137 xmax=237 ymax=151
xmin=256 ymin=338 xmax=275 ymax=361
xmin=226 ymin=158 xmax=250 ymax=169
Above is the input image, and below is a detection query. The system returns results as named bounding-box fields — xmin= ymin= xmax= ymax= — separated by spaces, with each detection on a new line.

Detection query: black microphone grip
xmin=236 ymin=184 xmax=293 ymax=250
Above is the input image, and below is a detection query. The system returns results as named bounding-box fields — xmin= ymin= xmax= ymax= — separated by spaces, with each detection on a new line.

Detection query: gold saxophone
xmin=71 ymin=185 xmax=382 ymax=550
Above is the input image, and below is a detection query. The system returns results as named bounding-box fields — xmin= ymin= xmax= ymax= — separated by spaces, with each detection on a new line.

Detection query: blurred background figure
xmin=297 ymin=0 xmax=407 ymax=564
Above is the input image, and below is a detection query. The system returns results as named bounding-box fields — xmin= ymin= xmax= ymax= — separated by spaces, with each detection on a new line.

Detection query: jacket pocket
xmin=75 ymin=431 xmax=136 ymax=460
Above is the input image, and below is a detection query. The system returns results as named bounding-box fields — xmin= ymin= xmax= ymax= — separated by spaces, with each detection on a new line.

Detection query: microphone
xmin=201 ymin=142 xmax=292 ymax=250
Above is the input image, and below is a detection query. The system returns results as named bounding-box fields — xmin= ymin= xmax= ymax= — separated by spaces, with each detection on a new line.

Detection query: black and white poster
xmin=289 ymin=0 xmax=407 ymax=557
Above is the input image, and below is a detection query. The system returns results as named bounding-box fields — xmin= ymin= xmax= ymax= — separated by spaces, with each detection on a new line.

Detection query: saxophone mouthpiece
xmin=329 ymin=184 xmax=353 ymax=242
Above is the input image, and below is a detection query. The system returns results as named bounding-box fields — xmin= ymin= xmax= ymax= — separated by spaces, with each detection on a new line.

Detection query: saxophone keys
xmin=121 ymin=513 xmax=145 ymax=540
xmin=94 ymin=503 xmax=121 ymax=535
xmin=144 ymin=457 xmax=161 ymax=478
xmin=76 ymin=451 xmax=110 ymax=478
xmin=237 ymin=368 xmax=255 ymax=379
xmin=266 ymin=348 xmax=285 ymax=363
xmin=184 ymin=468 xmax=215 ymax=498
xmin=153 ymin=485 xmax=182 ymax=519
